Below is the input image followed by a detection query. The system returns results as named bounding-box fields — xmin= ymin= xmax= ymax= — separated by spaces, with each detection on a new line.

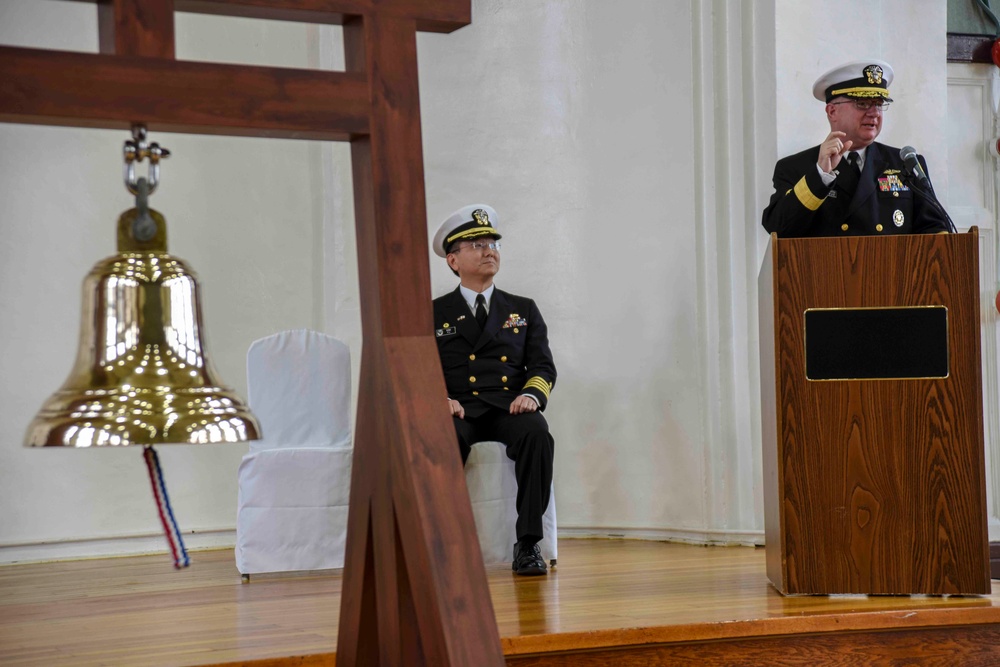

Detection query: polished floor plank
xmin=0 ymin=539 xmax=997 ymax=666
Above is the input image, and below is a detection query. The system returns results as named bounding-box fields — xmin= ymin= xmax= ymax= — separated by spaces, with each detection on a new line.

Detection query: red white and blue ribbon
xmin=143 ymin=446 xmax=190 ymax=569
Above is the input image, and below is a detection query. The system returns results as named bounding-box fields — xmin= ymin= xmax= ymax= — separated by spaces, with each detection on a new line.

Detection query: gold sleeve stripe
xmin=793 ymin=176 xmax=824 ymax=211
xmin=522 ymin=382 xmax=550 ymax=399
xmin=522 ymin=376 xmax=552 ymax=399
xmin=446 ymin=228 xmax=495 ymax=244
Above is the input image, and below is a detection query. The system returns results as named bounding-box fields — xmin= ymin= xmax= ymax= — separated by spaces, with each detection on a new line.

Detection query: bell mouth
xmin=25 ymin=385 xmax=260 ymax=446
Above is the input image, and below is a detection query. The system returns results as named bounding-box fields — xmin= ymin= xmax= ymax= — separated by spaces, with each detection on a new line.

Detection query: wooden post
xmin=98 ymin=0 xmax=176 ymax=58
xmin=336 ymin=12 xmax=503 ymax=666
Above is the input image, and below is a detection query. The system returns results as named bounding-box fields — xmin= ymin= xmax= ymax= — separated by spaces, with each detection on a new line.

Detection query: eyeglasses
xmin=829 ymin=98 xmax=891 ymax=111
xmin=457 ymin=240 xmax=501 ymax=252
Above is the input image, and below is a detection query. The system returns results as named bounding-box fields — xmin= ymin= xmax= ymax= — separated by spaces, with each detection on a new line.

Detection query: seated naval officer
xmin=762 ymin=60 xmax=950 ymax=237
xmin=431 ymin=204 xmax=556 ymax=576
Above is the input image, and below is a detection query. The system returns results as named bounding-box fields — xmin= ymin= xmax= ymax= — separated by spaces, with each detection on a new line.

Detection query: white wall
xmin=0 ymin=2 xmax=324 ymax=560
xmin=774 ymin=0 xmax=949 ymax=200
xmin=418 ymin=1 xmax=705 ymax=533
xmin=0 ymin=0 xmax=965 ymax=562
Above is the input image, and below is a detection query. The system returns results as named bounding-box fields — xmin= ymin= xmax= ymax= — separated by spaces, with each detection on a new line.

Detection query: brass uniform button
xmin=501 ymin=355 xmax=507 ymax=362
xmin=469 ymin=354 xmax=475 ymax=360
xmin=472 ymin=391 xmax=479 ymax=396
xmin=501 ymin=376 xmax=508 ymax=382
xmin=443 ymin=323 xmax=449 ymax=328
xmin=469 ymin=376 xmax=476 ymax=383
xmin=893 ymin=191 xmax=899 ymax=197
xmin=841 ymin=223 xmax=849 ymax=231
xmin=504 ymin=387 xmax=509 ymax=391
xmin=876 ymin=224 xmax=883 ymax=232
xmin=513 ymin=327 xmax=519 ymax=333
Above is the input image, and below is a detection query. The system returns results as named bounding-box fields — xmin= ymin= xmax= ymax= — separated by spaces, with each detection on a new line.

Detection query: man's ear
xmin=446 ymin=253 xmax=460 ymax=274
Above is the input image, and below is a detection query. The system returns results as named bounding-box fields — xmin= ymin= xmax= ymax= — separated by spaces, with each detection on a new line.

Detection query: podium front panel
xmin=760 ymin=232 xmax=990 ymax=595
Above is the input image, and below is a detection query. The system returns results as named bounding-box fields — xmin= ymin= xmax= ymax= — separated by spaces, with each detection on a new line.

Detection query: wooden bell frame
xmin=0 ymin=1 xmax=504 ymax=664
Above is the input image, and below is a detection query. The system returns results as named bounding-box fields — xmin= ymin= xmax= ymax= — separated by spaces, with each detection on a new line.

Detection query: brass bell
xmin=24 ymin=204 xmax=261 ymax=447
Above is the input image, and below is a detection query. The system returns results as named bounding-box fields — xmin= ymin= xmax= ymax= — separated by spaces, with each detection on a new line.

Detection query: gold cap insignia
xmin=864 ymin=64 xmax=883 ymax=85
xmin=472 ymin=208 xmax=490 ymax=226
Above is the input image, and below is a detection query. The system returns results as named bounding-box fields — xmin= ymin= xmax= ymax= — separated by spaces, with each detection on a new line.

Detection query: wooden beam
xmin=98 ymin=0 xmax=176 ymax=58
xmin=336 ymin=12 xmax=503 ymax=666
xmin=69 ymin=0 xmax=472 ymax=33
xmin=0 ymin=46 xmax=369 ymax=140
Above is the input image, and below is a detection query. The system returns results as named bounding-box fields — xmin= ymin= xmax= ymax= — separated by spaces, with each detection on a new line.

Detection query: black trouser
xmin=452 ymin=408 xmax=554 ymax=544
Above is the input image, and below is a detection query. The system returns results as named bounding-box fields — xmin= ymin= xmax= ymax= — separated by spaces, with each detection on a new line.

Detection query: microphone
xmin=899 ymin=146 xmax=929 ymax=186
xmin=898 ymin=145 xmax=957 ymax=233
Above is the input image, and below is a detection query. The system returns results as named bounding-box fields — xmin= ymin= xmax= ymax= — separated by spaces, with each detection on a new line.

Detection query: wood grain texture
xmin=505 ymin=625 xmax=1000 ymax=667
xmin=98 ymin=0 xmax=176 ymax=58
xmin=761 ymin=232 xmax=990 ymax=595
xmin=71 ymin=0 xmax=472 ymax=33
xmin=0 ymin=46 xmax=369 ymax=140
xmin=1 ymin=540 xmax=997 ymax=666
xmin=335 ymin=10 xmax=502 ymax=667
xmin=759 ymin=233 xmax=782 ymax=589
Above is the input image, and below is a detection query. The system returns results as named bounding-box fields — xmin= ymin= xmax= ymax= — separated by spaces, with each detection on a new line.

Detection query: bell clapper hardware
xmin=24 ymin=125 xmax=261 ymax=569
xmin=124 ymin=124 xmax=170 ymax=242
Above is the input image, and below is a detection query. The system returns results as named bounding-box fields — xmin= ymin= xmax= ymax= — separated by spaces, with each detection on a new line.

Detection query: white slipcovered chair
xmin=235 ymin=329 xmax=353 ymax=579
xmin=465 ymin=442 xmax=558 ymax=567
xmin=234 ymin=329 xmax=555 ymax=574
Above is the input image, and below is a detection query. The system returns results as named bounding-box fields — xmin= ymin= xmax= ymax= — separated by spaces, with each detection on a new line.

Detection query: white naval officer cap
xmin=432 ymin=204 xmax=502 ymax=258
xmin=812 ymin=60 xmax=894 ymax=102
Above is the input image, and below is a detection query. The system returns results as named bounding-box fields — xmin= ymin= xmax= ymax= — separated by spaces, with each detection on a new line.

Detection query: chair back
xmin=246 ymin=329 xmax=352 ymax=451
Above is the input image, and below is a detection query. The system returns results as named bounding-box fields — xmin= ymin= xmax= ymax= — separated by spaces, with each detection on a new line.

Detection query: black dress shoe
xmin=512 ymin=541 xmax=547 ymax=576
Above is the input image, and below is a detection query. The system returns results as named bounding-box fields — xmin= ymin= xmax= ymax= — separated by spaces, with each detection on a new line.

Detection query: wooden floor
xmin=1 ymin=539 xmax=999 ymax=666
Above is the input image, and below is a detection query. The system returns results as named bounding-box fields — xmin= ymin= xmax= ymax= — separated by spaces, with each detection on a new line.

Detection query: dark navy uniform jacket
xmin=433 ymin=287 xmax=556 ymax=420
xmin=762 ymin=141 xmax=949 ymax=237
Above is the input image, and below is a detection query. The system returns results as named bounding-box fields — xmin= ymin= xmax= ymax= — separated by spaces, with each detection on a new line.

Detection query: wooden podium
xmin=759 ymin=231 xmax=991 ymax=595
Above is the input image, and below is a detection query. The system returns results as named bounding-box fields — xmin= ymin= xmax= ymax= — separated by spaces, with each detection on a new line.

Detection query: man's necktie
xmin=845 ymin=151 xmax=861 ymax=176
xmin=475 ymin=294 xmax=488 ymax=330
xmin=838 ymin=151 xmax=861 ymax=194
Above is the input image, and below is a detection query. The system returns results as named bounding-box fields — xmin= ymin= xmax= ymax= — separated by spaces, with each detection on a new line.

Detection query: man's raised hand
xmin=818 ymin=131 xmax=853 ymax=174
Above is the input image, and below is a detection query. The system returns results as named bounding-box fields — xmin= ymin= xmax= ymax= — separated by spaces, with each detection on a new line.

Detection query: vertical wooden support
xmin=336 ymin=14 xmax=505 ymax=667
xmin=98 ymin=0 xmax=176 ymax=58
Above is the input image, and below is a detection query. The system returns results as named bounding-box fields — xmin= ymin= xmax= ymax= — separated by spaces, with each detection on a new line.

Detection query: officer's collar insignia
xmin=472 ymin=208 xmax=490 ymax=226
xmin=864 ymin=64 xmax=883 ymax=85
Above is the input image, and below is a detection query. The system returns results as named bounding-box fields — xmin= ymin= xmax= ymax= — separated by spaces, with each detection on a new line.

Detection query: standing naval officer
xmin=431 ymin=204 xmax=556 ymax=576
xmin=762 ymin=60 xmax=951 ymax=237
